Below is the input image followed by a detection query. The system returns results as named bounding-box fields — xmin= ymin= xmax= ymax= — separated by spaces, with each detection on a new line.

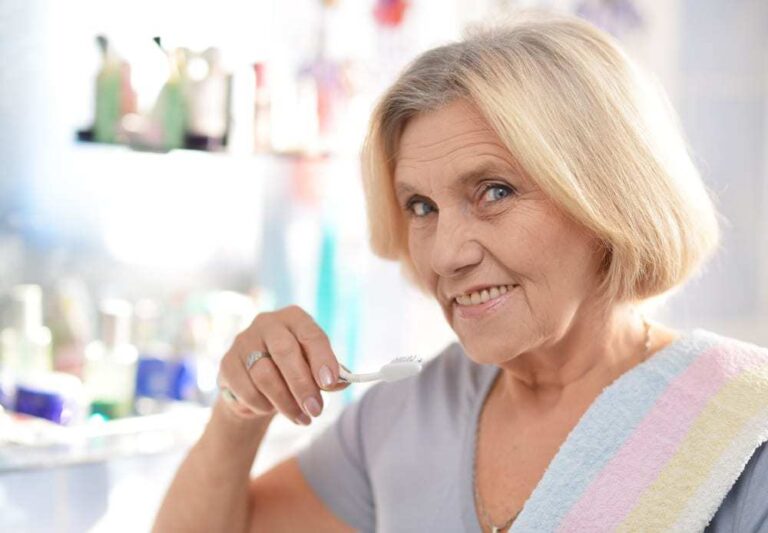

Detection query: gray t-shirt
xmin=298 ymin=332 xmax=768 ymax=532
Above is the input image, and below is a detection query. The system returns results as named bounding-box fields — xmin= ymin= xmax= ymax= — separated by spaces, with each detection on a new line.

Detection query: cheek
xmin=407 ymin=228 xmax=436 ymax=283
xmin=541 ymin=231 xmax=602 ymax=294
xmin=493 ymin=210 xmax=598 ymax=291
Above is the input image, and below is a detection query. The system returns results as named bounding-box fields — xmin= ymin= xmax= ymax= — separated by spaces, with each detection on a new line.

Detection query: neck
xmin=492 ymin=304 xmax=657 ymax=417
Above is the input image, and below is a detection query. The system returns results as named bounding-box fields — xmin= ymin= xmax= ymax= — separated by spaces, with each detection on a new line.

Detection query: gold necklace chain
xmin=473 ymin=316 xmax=652 ymax=532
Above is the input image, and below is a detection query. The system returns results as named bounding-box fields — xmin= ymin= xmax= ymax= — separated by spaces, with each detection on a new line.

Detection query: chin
xmin=456 ymin=335 xmax=515 ymax=366
xmin=442 ymin=314 xmax=507 ymax=364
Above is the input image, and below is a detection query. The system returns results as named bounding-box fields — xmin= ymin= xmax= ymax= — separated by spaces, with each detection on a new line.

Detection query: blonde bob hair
xmin=361 ymin=11 xmax=721 ymax=305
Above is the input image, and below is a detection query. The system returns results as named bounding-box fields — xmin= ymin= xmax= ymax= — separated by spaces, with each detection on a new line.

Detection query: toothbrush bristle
xmin=380 ymin=357 xmax=423 ymax=382
xmin=392 ymin=355 xmax=421 ymax=363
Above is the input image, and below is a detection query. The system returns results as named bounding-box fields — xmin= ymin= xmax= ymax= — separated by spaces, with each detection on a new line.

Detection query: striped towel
xmin=510 ymin=329 xmax=768 ymax=532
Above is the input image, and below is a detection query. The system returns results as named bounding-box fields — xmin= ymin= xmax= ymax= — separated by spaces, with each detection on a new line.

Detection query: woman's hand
xmin=216 ymin=305 xmax=348 ymax=425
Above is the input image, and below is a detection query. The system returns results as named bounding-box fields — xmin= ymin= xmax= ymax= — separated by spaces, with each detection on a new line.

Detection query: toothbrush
xmin=337 ymin=356 xmax=422 ymax=384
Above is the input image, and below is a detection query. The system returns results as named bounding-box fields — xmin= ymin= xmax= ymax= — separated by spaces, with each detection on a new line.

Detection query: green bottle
xmin=152 ymin=39 xmax=187 ymax=151
xmin=93 ymin=35 xmax=122 ymax=144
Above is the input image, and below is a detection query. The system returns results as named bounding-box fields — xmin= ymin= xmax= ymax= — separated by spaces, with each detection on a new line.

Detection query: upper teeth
xmin=455 ymin=285 xmax=516 ymax=306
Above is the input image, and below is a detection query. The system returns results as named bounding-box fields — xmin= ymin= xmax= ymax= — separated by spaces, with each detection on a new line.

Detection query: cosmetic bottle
xmin=134 ymin=342 xmax=177 ymax=415
xmin=151 ymin=39 xmax=187 ymax=151
xmin=93 ymin=35 xmax=135 ymax=144
xmin=93 ymin=35 xmax=122 ymax=143
xmin=14 ymin=372 xmax=86 ymax=425
xmin=50 ymin=279 xmax=92 ymax=379
xmin=130 ymin=297 xmax=196 ymax=412
xmin=0 ymin=285 xmax=53 ymax=379
xmin=186 ymin=47 xmax=230 ymax=151
xmin=83 ymin=300 xmax=138 ymax=419
xmin=133 ymin=299 xmax=169 ymax=414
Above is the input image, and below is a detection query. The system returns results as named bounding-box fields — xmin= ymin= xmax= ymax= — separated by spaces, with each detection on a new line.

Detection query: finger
xmin=218 ymin=341 xmax=273 ymax=417
xmin=259 ymin=316 xmax=324 ymax=419
xmin=282 ymin=305 xmax=342 ymax=390
xmin=218 ymin=365 xmax=271 ymax=419
xmin=220 ymin=389 xmax=260 ymax=419
xmin=248 ymin=353 xmax=311 ymax=425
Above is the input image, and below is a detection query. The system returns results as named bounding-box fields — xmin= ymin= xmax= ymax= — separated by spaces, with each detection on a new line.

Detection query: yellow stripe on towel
xmin=617 ymin=362 xmax=768 ymax=532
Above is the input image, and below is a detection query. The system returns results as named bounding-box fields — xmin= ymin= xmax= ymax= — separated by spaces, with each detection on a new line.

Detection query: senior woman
xmin=154 ymin=12 xmax=768 ymax=533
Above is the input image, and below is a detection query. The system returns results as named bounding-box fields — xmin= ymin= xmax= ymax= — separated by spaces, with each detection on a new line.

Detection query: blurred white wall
xmin=656 ymin=0 xmax=768 ymax=344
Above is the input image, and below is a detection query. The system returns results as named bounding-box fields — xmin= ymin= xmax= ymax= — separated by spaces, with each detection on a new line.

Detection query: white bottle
xmin=186 ymin=47 xmax=229 ymax=149
xmin=83 ymin=299 xmax=138 ymax=419
xmin=0 ymin=285 xmax=53 ymax=380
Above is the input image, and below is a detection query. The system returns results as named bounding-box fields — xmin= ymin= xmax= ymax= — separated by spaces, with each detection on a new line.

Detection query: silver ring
xmin=246 ymin=350 xmax=270 ymax=371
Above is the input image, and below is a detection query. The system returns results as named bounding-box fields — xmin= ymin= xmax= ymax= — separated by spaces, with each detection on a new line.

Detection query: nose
xmin=429 ymin=208 xmax=483 ymax=278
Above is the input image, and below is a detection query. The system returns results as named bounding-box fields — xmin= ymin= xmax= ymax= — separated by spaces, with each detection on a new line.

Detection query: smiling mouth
xmin=453 ymin=284 xmax=519 ymax=306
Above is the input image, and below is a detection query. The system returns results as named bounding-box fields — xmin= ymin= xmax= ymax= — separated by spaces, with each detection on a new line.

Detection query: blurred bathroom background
xmin=0 ymin=0 xmax=766 ymax=531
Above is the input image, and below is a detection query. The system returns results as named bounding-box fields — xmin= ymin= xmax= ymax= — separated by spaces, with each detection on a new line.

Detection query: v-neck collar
xmin=459 ymin=330 xmax=693 ymax=532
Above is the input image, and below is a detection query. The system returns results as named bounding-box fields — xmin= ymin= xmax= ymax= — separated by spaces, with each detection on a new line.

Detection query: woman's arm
xmin=153 ymin=399 xmax=271 ymax=533
xmin=154 ymin=399 xmax=355 ymax=533
xmin=248 ymin=456 xmax=356 ymax=532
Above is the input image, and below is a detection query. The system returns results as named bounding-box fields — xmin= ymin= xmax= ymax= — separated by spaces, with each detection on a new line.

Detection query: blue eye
xmin=482 ymin=184 xmax=514 ymax=203
xmin=405 ymin=196 xmax=437 ymax=218
xmin=407 ymin=199 xmax=436 ymax=217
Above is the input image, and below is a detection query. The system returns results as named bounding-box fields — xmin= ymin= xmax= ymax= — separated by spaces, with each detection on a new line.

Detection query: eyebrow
xmin=394 ymin=161 xmax=517 ymax=201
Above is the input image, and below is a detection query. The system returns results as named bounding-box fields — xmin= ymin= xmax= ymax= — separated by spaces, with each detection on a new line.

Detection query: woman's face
xmin=393 ymin=101 xmax=605 ymax=365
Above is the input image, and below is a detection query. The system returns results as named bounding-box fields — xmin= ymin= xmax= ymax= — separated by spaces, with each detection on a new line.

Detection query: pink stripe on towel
xmin=557 ymin=344 xmax=765 ymax=531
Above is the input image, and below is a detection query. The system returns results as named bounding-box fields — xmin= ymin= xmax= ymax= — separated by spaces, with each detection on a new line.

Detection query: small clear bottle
xmin=83 ymin=299 xmax=138 ymax=419
xmin=0 ymin=285 xmax=53 ymax=403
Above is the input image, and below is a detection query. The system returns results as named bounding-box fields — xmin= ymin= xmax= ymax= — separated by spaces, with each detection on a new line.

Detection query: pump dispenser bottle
xmin=83 ymin=299 xmax=138 ymax=419
xmin=0 ymin=285 xmax=53 ymax=378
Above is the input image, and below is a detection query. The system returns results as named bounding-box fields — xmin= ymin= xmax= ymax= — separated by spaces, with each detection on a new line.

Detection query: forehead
xmin=394 ymin=101 xmax=519 ymax=186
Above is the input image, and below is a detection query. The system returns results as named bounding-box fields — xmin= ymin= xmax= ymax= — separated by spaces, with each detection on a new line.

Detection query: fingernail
xmin=295 ymin=414 xmax=311 ymax=426
xmin=319 ymin=365 xmax=334 ymax=388
xmin=303 ymin=396 xmax=322 ymax=417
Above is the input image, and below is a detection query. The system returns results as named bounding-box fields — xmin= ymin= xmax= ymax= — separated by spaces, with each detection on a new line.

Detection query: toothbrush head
xmin=379 ymin=356 xmax=422 ymax=382
xmin=392 ymin=355 xmax=422 ymax=363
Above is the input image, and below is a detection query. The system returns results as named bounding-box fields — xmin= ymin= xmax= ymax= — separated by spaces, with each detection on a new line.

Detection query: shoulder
xmin=742 ymin=439 xmax=768 ymax=493
xmin=687 ymin=329 xmax=768 ymax=356
xmin=668 ymin=329 xmax=768 ymax=371
xmin=690 ymin=330 xmax=768 ymax=529
xmin=738 ymin=429 xmax=768 ymax=514
xmin=708 ymin=440 xmax=768 ymax=531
